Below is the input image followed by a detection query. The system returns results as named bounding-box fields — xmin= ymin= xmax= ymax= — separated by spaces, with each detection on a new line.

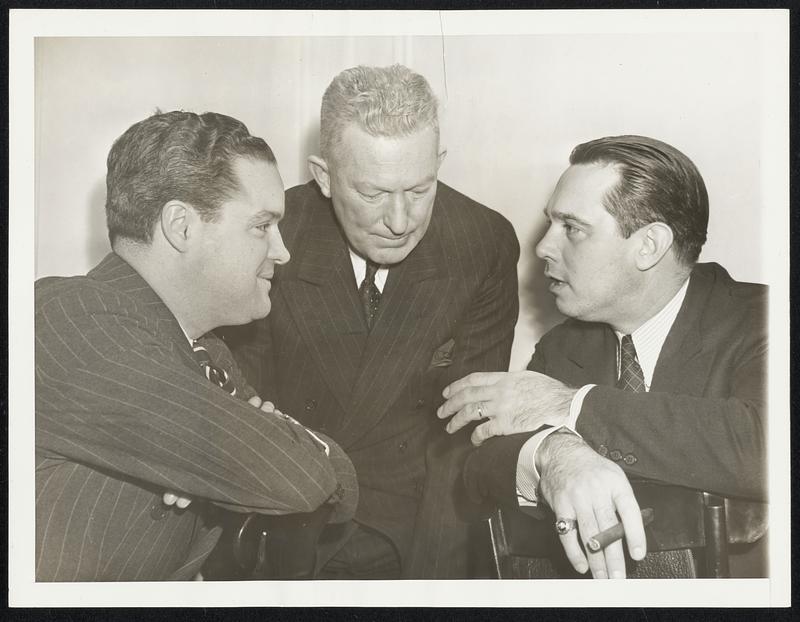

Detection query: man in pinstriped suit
xmin=35 ymin=111 xmax=357 ymax=581
xmin=229 ymin=65 xmax=520 ymax=578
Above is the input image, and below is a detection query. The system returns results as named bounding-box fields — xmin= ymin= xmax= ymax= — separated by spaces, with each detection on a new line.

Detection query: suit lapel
xmin=279 ymin=213 xmax=368 ymax=416
xmin=91 ymin=253 xmax=198 ymax=370
xmin=338 ymin=214 xmax=448 ymax=444
xmin=562 ymin=323 xmax=619 ymax=388
xmin=650 ymin=267 xmax=712 ymax=395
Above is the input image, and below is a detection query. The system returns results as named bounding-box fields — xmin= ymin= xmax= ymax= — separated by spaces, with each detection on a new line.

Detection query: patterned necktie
xmin=359 ymin=261 xmax=382 ymax=330
xmin=192 ymin=339 xmax=237 ymax=396
xmin=616 ymin=334 xmax=645 ymax=393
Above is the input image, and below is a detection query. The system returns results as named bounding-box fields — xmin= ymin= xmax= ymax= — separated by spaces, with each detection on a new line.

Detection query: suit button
xmin=598 ymin=444 xmax=609 ymax=457
xmin=609 ymin=449 xmax=622 ymax=461
xmin=150 ymin=500 xmax=168 ymax=521
xmin=623 ymin=453 xmax=637 ymax=465
xmin=398 ymin=441 xmax=408 ymax=453
xmin=415 ymin=399 xmax=425 ymax=409
xmin=304 ymin=399 xmax=317 ymax=412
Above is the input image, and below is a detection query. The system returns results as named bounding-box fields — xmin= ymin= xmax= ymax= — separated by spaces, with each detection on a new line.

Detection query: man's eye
xmin=564 ymin=223 xmax=578 ymax=235
xmin=256 ymin=223 xmax=270 ymax=232
xmin=359 ymin=191 xmax=383 ymax=201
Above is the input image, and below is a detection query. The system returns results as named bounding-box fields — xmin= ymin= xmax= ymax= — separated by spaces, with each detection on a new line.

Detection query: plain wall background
xmin=35 ymin=34 xmax=769 ymax=370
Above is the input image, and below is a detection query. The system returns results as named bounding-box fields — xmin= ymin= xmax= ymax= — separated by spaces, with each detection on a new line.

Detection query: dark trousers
xmin=316 ymin=523 xmax=401 ymax=580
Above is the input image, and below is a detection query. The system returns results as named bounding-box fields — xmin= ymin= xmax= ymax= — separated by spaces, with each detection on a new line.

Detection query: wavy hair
xmin=320 ymin=64 xmax=439 ymax=162
xmin=105 ymin=110 xmax=276 ymax=245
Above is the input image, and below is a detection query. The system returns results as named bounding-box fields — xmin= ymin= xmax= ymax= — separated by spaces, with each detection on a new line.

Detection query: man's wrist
xmin=534 ymin=428 xmax=583 ymax=474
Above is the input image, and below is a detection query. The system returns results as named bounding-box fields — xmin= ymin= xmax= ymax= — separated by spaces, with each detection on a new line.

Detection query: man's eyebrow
xmin=356 ymin=175 xmax=436 ymax=192
xmin=247 ymin=209 xmax=282 ymax=225
xmin=410 ymin=175 xmax=436 ymax=189
xmin=545 ymin=208 xmax=592 ymax=228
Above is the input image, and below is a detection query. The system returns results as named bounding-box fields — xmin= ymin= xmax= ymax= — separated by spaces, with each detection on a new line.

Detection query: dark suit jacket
xmin=35 ymin=253 xmax=357 ymax=581
xmin=464 ymin=262 xmax=767 ymax=507
xmin=230 ymin=180 xmax=519 ymax=578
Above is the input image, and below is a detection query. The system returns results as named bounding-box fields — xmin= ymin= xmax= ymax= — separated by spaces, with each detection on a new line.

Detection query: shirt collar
xmin=615 ymin=277 xmax=691 ymax=390
xmin=349 ymin=248 xmax=389 ymax=293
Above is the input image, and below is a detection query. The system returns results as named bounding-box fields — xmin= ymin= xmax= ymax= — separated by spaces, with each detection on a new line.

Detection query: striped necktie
xmin=192 ymin=339 xmax=237 ymax=396
xmin=359 ymin=260 xmax=382 ymax=329
xmin=616 ymin=334 xmax=645 ymax=393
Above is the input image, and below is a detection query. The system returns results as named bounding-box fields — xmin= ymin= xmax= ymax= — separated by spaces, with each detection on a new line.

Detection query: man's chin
xmin=366 ymin=243 xmax=417 ymax=266
xmin=553 ymin=299 xmax=576 ymax=318
xmin=224 ymin=302 xmax=272 ymax=326
xmin=254 ymin=301 xmax=272 ymax=320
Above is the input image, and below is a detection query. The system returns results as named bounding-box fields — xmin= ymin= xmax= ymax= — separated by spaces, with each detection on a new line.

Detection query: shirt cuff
xmin=568 ymin=383 xmax=596 ymax=430
xmin=515 ymin=384 xmax=595 ymax=506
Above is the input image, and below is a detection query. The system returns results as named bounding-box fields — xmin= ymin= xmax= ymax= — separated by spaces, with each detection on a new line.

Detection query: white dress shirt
xmin=350 ymin=248 xmax=389 ymax=293
xmin=516 ymin=277 xmax=690 ymax=506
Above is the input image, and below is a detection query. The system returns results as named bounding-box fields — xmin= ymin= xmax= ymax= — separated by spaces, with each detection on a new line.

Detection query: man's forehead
xmin=546 ymin=163 xmax=620 ymax=213
xmin=336 ymin=124 xmax=439 ymax=159
xmin=226 ymin=157 xmax=285 ymax=218
xmin=231 ymin=158 xmax=282 ymax=193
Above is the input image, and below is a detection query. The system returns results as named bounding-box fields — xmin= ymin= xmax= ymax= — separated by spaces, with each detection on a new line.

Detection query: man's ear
xmin=437 ymin=148 xmax=448 ymax=170
xmin=308 ymin=155 xmax=332 ymax=198
xmin=160 ymin=200 xmax=196 ymax=252
xmin=634 ymin=222 xmax=674 ymax=270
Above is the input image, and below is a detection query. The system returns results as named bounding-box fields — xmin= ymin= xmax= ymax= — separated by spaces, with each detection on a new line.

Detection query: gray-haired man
xmin=229 ymin=65 xmax=520 ymax=578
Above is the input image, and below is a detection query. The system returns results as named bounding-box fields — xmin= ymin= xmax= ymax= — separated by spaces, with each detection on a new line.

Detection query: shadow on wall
xmin=520 ymin=218 xmax=565 ymax=339
xmin=87 ymin=177 xmax=110 ymax=263
xmin=297 ymin=120 xmax=321 ymax=185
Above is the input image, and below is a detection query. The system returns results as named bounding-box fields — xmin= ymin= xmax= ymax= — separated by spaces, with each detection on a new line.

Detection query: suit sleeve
xmin=35 ymin=291 xmax=355 ymax=517
xmin=576 ymin=341 xmax=767 ymax=501
xmin=529 ymin=317 xmax=768 ymax=501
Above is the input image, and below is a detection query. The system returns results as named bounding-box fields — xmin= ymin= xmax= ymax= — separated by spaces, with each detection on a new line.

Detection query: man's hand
xmin=536 ymin=432 xmax=646 ymax=579
xmin=248 ymin=395 xmax=285 ymax=416
xmin=437 ymin=371 xmax=575 ymax=445
xmin=162 ymin=491 xmax=192 ymax=509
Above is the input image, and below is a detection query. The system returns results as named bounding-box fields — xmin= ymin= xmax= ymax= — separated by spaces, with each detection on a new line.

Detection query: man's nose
xmin=535 ymin=225 xmax=556 ymax=260
xmin=384 ymin=194 xmax=409 ymax=236
xmin=269 ymin=226 xmax=291 ymax=265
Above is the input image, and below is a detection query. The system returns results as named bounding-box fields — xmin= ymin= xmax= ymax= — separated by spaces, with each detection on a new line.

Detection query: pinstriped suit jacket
xmin=35 ymin=253 xmax=357 ymax=581
xmin=229 ymin=181 xmax=519 ymax=578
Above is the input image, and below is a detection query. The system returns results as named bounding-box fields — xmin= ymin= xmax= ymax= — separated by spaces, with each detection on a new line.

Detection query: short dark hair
xmin=105 ymin=110 xmax=276 ymax=245
xmin=569 ymin=135 xmax=708 ymax=265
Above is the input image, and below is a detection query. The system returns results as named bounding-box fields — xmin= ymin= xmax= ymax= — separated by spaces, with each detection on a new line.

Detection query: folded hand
xmin=162 ymin=491 xmax=192 ymax=509
xmin=248 ymin=394 xmax=285 ymax=416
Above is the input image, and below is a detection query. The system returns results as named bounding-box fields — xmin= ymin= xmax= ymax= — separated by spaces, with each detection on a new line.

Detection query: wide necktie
xmin=359 ymin=260 xmax=382 ymax=330
xmin=192 ymin=339 xmax=237 ymax=396
xmin=616 ymin=334 xmax=645 ymax=393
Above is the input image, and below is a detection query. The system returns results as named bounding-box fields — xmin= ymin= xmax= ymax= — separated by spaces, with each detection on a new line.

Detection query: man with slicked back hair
xmin=441 ymin=135 xmax=767 ymax=579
